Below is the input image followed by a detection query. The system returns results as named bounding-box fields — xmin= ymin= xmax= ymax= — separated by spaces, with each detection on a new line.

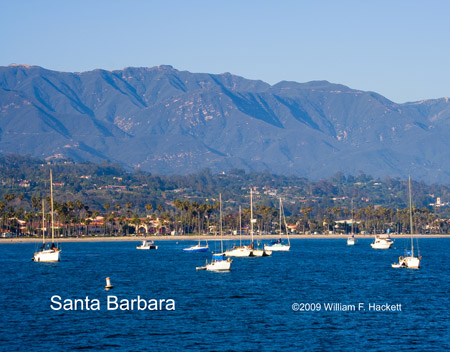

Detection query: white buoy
xmin=105 ymin=277 xmax=113 ymax=290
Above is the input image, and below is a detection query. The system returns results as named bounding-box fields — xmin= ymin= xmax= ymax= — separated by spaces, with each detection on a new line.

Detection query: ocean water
xmin=0 ymin=238 xmax=449 ymax=352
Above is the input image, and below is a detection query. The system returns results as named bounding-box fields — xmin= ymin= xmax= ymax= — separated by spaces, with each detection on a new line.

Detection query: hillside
xmin=1 ymin=64 xmax=450 ymax=182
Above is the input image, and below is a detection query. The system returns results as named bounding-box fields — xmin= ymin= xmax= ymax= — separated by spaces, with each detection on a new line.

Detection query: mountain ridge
xmin=1 ymin=64 xmax=449 ymax=182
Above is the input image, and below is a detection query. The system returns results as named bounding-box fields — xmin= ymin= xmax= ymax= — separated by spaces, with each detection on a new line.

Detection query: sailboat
xmin=32 ymin=171 xmax=61 ymax=262
xmin=392 ymin=176 xmax=421 ymax=269
xmin=225 ymin=205 xmax=253 ymax=257
xmin=197 ymin=194 xmax=232 ymax=271
xmin=347 ymin=199 xmax=357 ymax=246
xmin=249 ymin=189 xmax=271 ymax=257
xmin=183 ymin=240 xmax=209 ymax=252
xmin=265 ymin=197 xmax=291 ymax=251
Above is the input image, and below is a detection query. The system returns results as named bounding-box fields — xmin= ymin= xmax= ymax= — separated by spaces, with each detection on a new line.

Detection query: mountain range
xmin=1 ymin=64 xmax=450 ymax=183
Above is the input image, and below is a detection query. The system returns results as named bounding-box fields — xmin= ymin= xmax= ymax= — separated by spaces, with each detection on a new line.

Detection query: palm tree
xmin=300 ymin=207 xmax=313 ymax=233
xmin=24 ymin=212 xmax=35 ymax=235
xmin=31 ymin=196 xmax=42 ymax=211
xmin=106 ymin=213 xmax=116 ymax=235
xmin=145 ymin=203 xmax=153 ymax=215
xmin=82 ymin=217 xmax=92 ymax=236
xmin=3 ymin=193 xmax=16 ymax=203
xmin=125 ymin=202 xmax=132 ymax=218
xmin=131 ymin=214 xmax=141 ymax=235
xmin=0 ymin=201 xmax=6 ymax=232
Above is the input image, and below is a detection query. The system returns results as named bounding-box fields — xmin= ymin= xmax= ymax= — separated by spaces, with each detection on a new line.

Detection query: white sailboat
xmin=392 ymin=176 xmax=421 ymax=269
xmin=347 ymin=200 xmax=357 ymax=246
xmin=184 ymin=240 xmax=209 ymax=252
xmin=249 ymin=189 xmax=271 ymax=257
xmin=225 ymin=205 xmax=253 ymax=257
xmin=197 ymin=194 xmax=232 ymax=271
xmin=33 ymin=171 xmax=61 ymax=262
xmin=265 ymin=197 xmax=291 ymax=251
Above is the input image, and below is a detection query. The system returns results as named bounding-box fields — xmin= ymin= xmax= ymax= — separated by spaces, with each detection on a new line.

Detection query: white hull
xmin=206 ymin=259 xmax=232 ymax=271
xmin=225 ymin=246 xmax=253 ymax=257
xmin=392 ymin=255 xmax=421 ymax=269
xmin=137 ymin=245 xmax=158 ymax=250
xmin=370 ymin=242 xmax=393 ymax=249
xmin=252 ymin=249 xmax=272 ymax=257
xmin=347 ymin=237 xmax=356 ymax=246
xmin=252 ymin=249 xmax=264 ymax=257
xmin=370 ymin=237 xmax=393 ymax=249
xmin=137 ymin=240 xmax=157 ymax=250
xmin=183 ymin=244 xmax=208 ymax=252
xmin=33 ymin=248 xmax=61 ymax=262
xmin=264 ymin=243 xmax=290 ymax=251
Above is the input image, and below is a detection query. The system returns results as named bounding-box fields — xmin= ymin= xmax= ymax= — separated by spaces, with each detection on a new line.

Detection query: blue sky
xmin=1 ymin=0 xmax=449 ymax=103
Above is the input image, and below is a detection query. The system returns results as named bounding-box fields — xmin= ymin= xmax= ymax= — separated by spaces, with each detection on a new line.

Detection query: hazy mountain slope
xmin=1 ymin=64 xmax=449 ymax=182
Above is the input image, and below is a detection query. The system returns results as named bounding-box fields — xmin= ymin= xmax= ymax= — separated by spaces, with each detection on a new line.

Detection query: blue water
xmin=0 ymin=238 xmax=449 ymax=351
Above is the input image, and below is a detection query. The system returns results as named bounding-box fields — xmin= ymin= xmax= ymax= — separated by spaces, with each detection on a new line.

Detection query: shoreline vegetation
xmin=2 ymin=234 xmax=449 ymax=244
xmin=2 ymin=155 xmax=450 ymax=238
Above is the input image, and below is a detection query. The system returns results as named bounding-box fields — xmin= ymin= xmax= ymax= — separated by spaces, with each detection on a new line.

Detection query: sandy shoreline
xmin=1 ymin=234 xmax=449 ymax=243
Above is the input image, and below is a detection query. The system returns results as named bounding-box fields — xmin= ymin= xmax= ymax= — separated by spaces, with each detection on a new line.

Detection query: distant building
xmin=99 ymin=185 xmax=127 ymax=191
xmin=19 ymin=180 xmax=30 ymax=188
xmin=430 ymin=197 xmax=449 ymax=207
xmin=332 ymin=196 xmax=348 ymax=201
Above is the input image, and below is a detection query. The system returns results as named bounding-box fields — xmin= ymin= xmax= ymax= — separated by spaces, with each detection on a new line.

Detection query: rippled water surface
xmin=1 ymin=238 xmax=449 ymax=351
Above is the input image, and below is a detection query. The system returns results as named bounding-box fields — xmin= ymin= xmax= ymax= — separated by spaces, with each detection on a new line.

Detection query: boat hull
xmin=137 ymin=240 xmax=158 ymax=250
xmin=183 ymin=246 xmax=209 ymax=252
xmin=347 ymin=237 xmax=356 ymax=246
xmin=225 ymin=247 xmax=253 ymax=257
xmin=252 ymin=249 xmax=272 ymax=257
xmin=33 ymin=249 xmax=61 ymax=262
xmin=206 ymin=259 xmax=232 ymax=271
xmin=392 ymin=256 xmax=420 ymax=269
xmin=370 ymin=242 xmax=393 ymax=249
xmin=137 ymin=245 xmax=158 ymax=250
xmin=264 ymin=243 xmax=290 ymax=251
xmin=404 ymin=256 xmax=420 ymax=269
xmin=370 ymin=237 xmax=393 ymax=249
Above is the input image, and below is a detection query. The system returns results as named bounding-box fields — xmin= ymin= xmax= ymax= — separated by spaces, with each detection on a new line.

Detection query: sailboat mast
xmin=250 ymin=188 xmax=254 ymax=246
xmin=50 ymin=170 xmax=55 ymax=244
xmin=239 ymin=205 xmax=242 ymax=247
xmin=281 ymin=198 xmax=290 ymax=246
xmin=219 ymin=193 xmax=223 ymax=253
xmin=42 ymin=199 xmax=45 ymax=244
xmin=351 ymin=199 xmax=354 ymax=235
xmin=408 ymin=176 xmax=414 ymax=256
xmin=279 ymin=198 xmax=282 ymax=236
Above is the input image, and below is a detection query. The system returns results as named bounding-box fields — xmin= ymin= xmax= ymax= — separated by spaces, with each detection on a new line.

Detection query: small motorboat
xmin=137 ymin=240 xmax=158 ymax=250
